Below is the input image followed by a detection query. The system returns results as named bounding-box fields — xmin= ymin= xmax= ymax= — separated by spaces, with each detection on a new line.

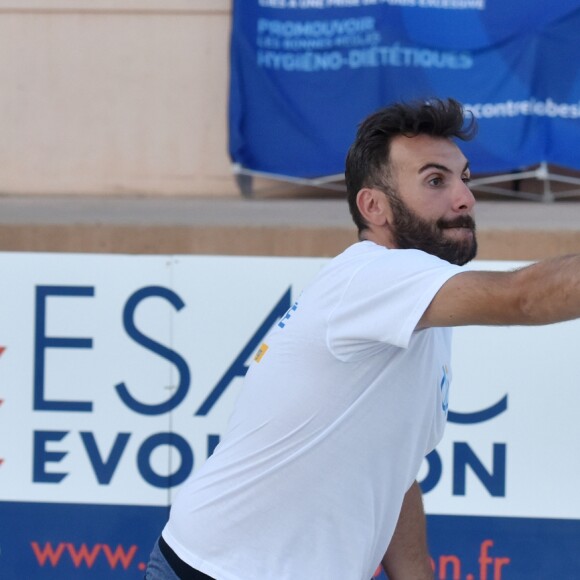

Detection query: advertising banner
xmin=0 ymin=252 xmax=579 ymax=579
xmin=229 ymin=1 xmax=580 ymax=179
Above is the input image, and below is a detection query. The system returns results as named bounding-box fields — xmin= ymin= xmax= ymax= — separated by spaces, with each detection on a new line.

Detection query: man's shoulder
xmin=335 ymin=241 xmax=457 ymax=269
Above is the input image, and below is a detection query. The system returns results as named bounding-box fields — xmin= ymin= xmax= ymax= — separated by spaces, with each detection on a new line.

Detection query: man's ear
xmin=356 ymin=188 xmax=392 ymax=227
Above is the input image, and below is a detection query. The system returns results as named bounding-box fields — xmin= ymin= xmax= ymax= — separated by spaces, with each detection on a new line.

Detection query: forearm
xmin=515 ymin=254 xmax=580 ymax=325
xmin=421 ymin=254 xmax=580 ymax=329
xmin=382 ymin=481 xmax=433 ymax=580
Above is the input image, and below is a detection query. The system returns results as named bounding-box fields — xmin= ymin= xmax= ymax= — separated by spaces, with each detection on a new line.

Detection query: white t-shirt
xmin=163 ymin=241 xmax=463 ymax=580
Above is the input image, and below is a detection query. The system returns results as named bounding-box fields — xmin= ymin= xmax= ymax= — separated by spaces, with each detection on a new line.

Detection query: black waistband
xmin=158 ymin=536 xmax=215 ymax=580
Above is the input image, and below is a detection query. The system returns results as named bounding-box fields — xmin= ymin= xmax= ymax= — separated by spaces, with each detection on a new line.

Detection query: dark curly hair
xmin=345 ymin=98 xmax=477 ymax=234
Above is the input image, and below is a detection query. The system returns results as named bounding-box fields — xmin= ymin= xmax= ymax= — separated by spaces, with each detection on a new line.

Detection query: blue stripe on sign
xmin=1 ymin=502 xmax=579 ymax=579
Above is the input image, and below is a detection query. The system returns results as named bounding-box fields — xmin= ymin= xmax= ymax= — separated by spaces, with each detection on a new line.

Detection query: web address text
xmin=465 ymin=98 xmax=580 ymax=120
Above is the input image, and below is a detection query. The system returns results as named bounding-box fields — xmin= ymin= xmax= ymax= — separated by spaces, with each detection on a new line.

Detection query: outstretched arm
xmin=381 ymin=481 xmax=433 ymax=580
xmin=419 ymin=254 xmax=580 ymax=329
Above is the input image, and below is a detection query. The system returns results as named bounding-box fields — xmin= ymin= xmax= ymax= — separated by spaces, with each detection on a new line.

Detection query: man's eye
xmin=462 ymin=176 xmax=471 ymax=184
xmin=429 ymin=177 xmax=442 ymax=186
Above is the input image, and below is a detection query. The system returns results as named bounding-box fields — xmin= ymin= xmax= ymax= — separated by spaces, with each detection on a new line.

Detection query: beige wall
xmin=0 ymin=0 xmax=237 ymax=196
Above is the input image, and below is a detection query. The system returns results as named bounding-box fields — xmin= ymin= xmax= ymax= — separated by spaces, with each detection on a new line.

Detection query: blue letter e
xmin=34 ymin=286 xmax=94 ymax=412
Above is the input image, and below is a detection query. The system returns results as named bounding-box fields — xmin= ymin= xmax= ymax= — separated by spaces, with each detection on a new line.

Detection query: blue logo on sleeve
xmin=278 ymin=301 xmax=298 ymax=329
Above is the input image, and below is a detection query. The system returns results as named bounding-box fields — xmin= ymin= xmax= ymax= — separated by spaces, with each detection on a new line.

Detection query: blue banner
xmin=229 ymin=1 xmax=580 ymax=177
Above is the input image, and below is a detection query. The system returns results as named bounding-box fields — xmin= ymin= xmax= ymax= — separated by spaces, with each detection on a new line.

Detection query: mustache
xmin=437 ymin=215 xmax=476 ymax=230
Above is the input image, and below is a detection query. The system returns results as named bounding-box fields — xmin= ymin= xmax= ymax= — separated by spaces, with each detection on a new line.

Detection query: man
xmin=146 ymin=98 xmax=580 ymax=580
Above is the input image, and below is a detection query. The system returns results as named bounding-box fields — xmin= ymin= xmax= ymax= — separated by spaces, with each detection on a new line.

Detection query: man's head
xmin=345 ymin=98 xmax=478 ymax=265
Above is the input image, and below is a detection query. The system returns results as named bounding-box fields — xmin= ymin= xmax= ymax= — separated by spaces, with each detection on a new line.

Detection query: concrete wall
xmin=0 ymin=0 xmax=235 ymax=196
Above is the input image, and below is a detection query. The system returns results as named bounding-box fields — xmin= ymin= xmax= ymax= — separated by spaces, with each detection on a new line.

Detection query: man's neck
xmin=360 ymin=227 xmax=396 ymax=249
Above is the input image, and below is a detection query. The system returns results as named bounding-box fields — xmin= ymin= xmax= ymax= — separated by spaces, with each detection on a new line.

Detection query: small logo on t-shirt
xmin=440 ymin=365 xmax=450 ymax=413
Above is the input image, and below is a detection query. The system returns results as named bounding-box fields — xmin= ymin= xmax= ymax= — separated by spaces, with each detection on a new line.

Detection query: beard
xmin=389 ymin=195 xmax=477 ymax=266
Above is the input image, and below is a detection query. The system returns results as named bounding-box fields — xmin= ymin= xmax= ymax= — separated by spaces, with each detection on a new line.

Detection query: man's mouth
xmin=438 ymin=216 xmax=476 ymax=231
xmin=443 ymin=225 xmax=474 ymax=231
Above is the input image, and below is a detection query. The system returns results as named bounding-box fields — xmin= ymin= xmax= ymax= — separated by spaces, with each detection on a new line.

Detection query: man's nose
xmin=454 ymin=180 xmax=476 ymax=212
